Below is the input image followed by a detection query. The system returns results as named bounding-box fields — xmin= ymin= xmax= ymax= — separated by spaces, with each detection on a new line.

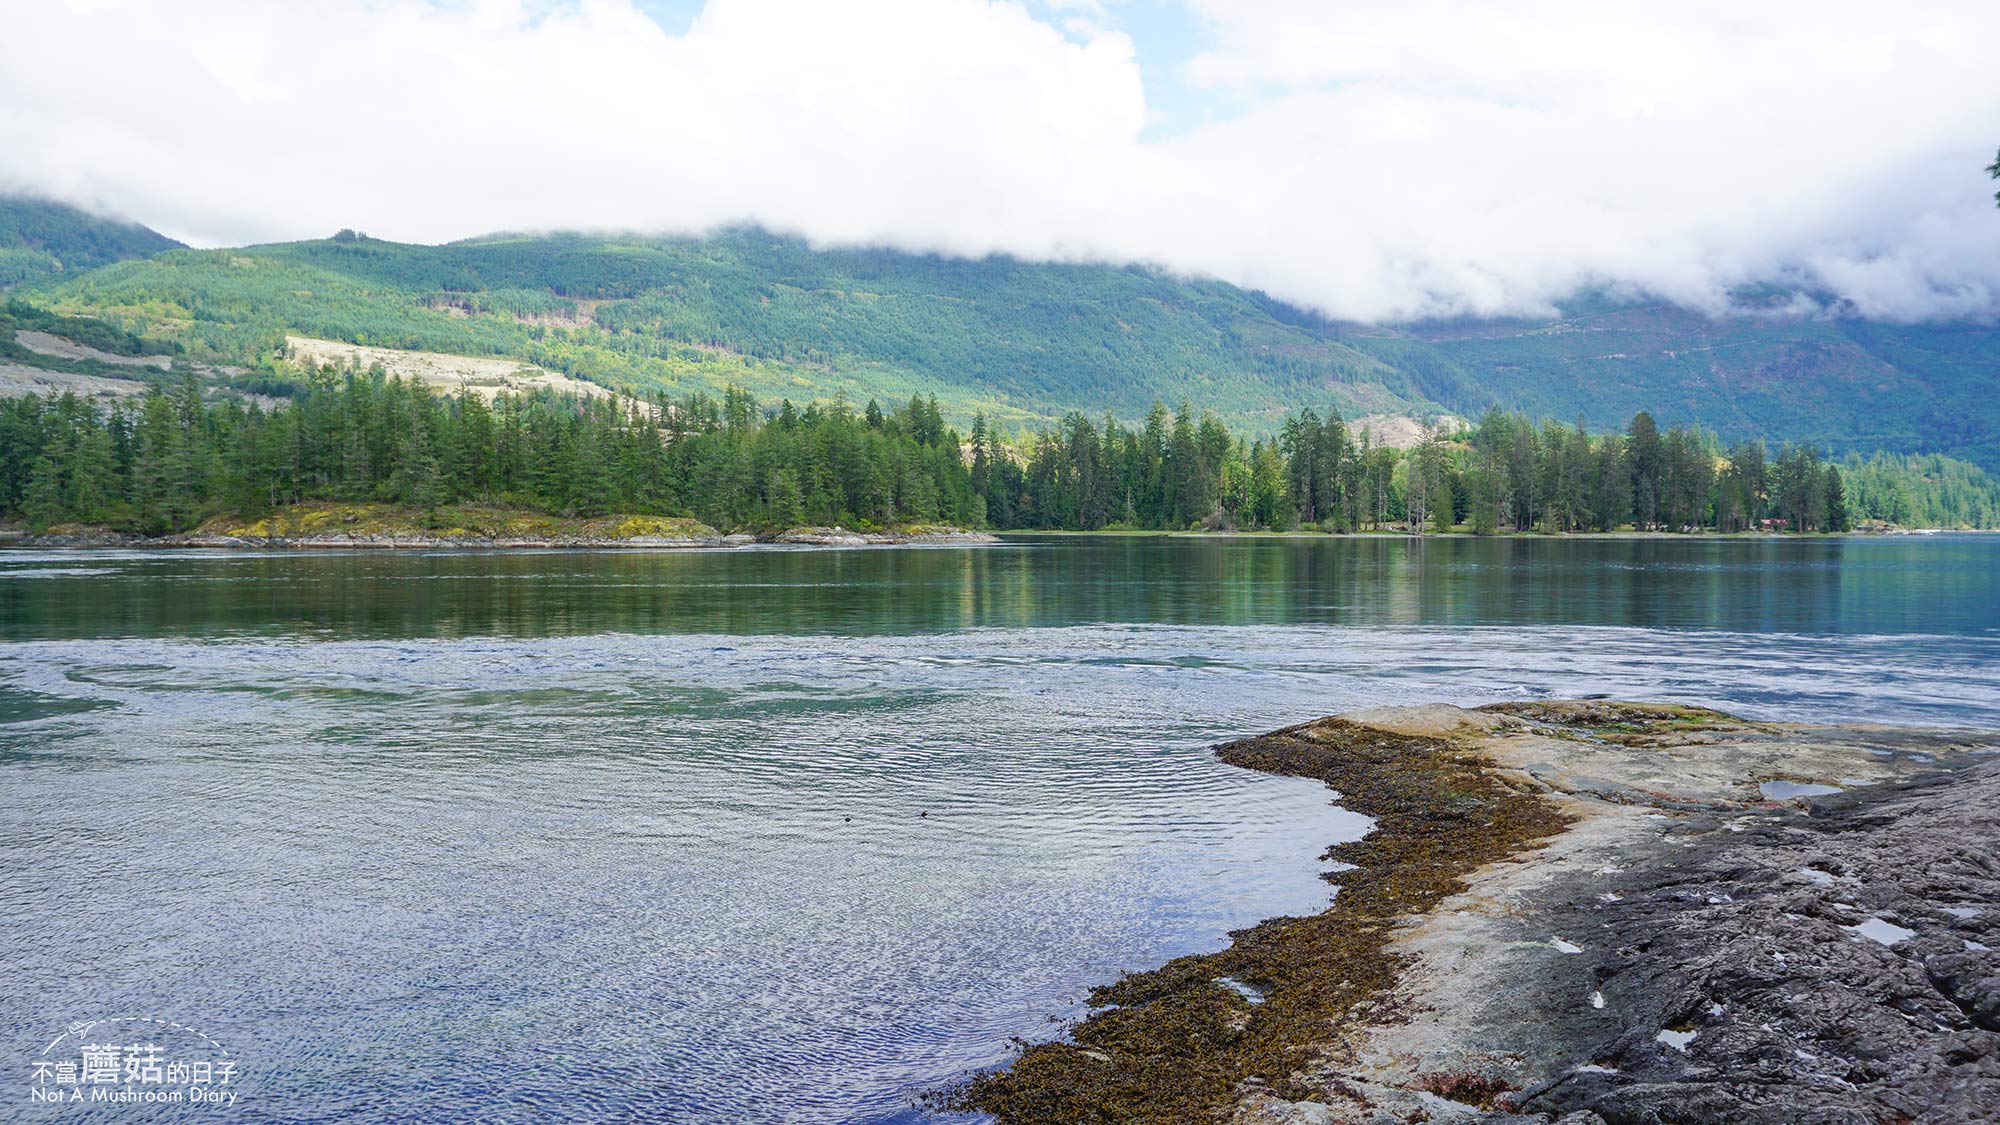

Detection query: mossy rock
xmin=592 ymin=515 xmax=719 ymax=539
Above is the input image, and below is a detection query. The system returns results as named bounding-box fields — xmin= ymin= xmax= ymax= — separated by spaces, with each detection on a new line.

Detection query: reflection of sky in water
xmin=1760 ymin=779 xmax=1845 ymax=799
xmin=0 ymin=537 xmax=1996 ymax=1123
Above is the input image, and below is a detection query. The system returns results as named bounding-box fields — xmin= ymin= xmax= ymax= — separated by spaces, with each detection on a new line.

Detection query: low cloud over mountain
xmin=3 ymin=0 xmax=1997 ymax=323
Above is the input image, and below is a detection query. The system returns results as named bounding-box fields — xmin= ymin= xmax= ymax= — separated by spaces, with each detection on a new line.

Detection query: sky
xmin=3 ymin=0 xmax=1999 ymax=323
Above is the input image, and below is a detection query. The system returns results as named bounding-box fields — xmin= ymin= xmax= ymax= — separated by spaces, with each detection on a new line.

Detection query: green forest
xmin=29 ymin=229 xmax=1406 ymax=433
xmin=14 ymin=211 xmax=1997 ymax=470
xmin=985 ymin=405 xmax=1931 ymax=534
xmin=5 ymin=371 xmax=1994 ymax=537
xmin=0 ymin=196 xmax=184 ymax=287
xmin=0 ymin=298 xmax=182 ymax=377
xmin=2 ymin=199 xmax=1995 ymax=532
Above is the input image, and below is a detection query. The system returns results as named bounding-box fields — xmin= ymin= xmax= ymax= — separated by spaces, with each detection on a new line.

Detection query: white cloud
xmin=1 ymin=0 xmax=1997 ymax=322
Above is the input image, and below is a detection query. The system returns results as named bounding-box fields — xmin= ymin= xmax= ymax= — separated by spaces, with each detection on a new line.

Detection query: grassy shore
xmin=199 ymin=502 xmax=721 ymax=542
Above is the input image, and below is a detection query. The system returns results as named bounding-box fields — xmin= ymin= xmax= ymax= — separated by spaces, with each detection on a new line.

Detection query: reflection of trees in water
xmin=6 ymin=534 xmax=1994 ymax=642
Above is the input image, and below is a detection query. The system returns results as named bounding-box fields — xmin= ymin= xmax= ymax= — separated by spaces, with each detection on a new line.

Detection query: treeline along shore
xmin=3 ymin=367 xmax=1997 ymax=542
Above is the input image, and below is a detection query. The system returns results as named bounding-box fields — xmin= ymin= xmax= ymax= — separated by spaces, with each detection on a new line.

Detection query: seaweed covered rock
xmin=962 ymin=702 xmax=2000 ymax=1125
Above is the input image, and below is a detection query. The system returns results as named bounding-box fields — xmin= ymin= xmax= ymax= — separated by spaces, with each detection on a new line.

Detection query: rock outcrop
xmin=966 ymin=701 xmax=2000 ymax=1125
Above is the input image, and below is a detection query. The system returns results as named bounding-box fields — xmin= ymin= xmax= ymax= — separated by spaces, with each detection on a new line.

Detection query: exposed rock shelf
xmin=964 ymin=701 xmax=2000 ymax=1125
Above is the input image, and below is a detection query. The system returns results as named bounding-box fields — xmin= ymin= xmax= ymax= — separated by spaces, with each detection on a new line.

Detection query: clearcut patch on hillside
xmin=1347 ymin=412 xmax=1470 ymax=449
xmin=0 ymin=362 xmax=152 ymax=399
xmin=283 ymin=336 xmax=612 ymax=401
xmin=14 ymin=330 xmax=172 ymax=369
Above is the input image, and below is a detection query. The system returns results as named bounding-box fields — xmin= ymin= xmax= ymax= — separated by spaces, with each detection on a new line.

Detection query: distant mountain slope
xmin=26 ymin=229 xmax=1424 ymax=430
xmin=17 ymin=226 xmax=1997 ymax=468
xmin=0 ymin=195 xmax=185 ymax=286
xmin=1341 ymin=302 xmax=2000 ymax=469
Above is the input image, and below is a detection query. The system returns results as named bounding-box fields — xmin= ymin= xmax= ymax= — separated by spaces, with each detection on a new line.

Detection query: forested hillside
xmin=10 ymin=223 xmax=1996 ymax=470
xmin=26 ymin=230 xmax=1415 ymax=432
xmin=0 ymin=195 xmax=184 ymax=287
xmin=1354 ymin=299 xmax=2000 ymax=471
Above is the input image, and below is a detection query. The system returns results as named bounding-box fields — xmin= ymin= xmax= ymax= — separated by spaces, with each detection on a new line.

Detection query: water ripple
xmin=2 ymin=540 xmax=1996 ymax=1123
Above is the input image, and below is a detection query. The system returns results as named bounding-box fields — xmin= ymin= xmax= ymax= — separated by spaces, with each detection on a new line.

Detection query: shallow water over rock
xmin=1760 ymin=779 xmax=1845 ymax=799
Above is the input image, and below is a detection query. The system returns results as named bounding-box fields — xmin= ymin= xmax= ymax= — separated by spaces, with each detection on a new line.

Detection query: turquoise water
xmin=2 ymin=535 xmax=1996 ymax=1122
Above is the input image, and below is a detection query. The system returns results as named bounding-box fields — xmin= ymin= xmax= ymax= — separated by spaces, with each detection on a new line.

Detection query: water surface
xmin=3 ymin=534 xmax=1996 ymax=1123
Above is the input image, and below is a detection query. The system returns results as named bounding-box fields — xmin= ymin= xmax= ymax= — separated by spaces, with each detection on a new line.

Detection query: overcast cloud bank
xmin=3 ymin=0 xmax=1998 ymax=323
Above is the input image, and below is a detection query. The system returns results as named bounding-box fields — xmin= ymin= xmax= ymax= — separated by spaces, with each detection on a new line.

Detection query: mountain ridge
xmin=0 ymin=194 xmax=184 ymax=286
xmin=3 ymin=198 xmax=1992 ymax=468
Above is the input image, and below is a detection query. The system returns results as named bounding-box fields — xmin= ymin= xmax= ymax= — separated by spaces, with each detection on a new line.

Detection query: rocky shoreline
xmin=964 ymin=701 xmax=2000 ymax=1124
xmin=0 ymin=525 xmax=997 ymax=550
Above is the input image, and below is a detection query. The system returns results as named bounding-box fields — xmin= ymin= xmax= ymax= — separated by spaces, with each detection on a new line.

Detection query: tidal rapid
xmin=1 ymin=535 xmax=1996 ymax=1122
